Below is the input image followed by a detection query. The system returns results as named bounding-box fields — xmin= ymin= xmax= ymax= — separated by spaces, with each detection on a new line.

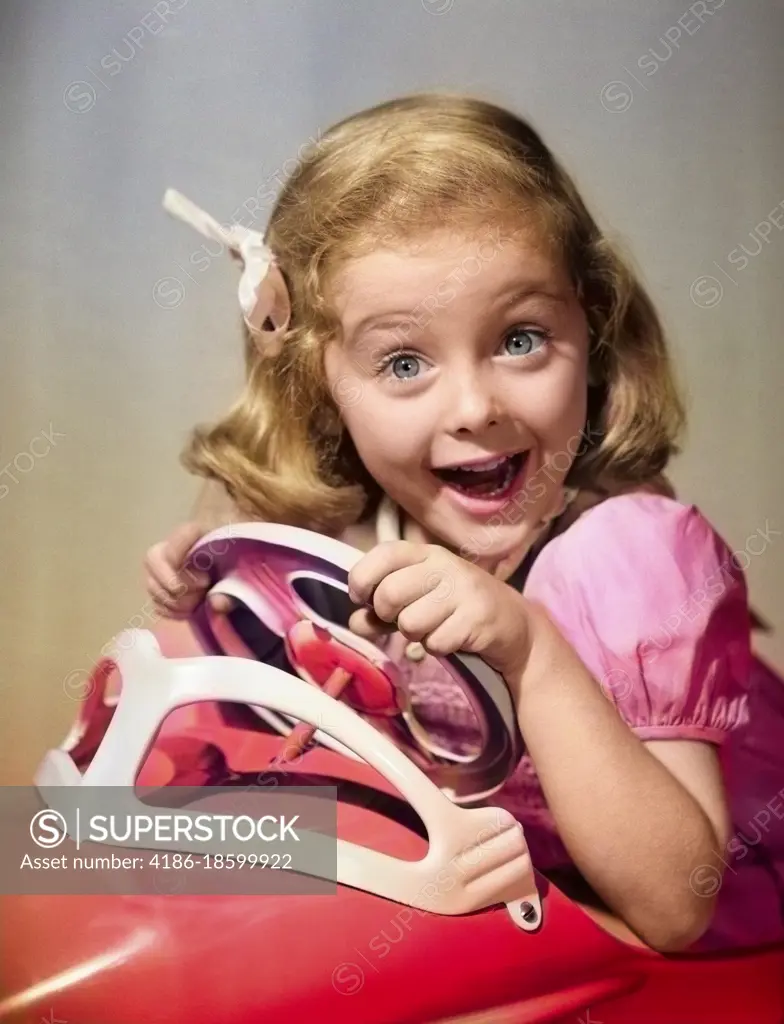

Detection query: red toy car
xmin=2 ymin=523 xmax=783 ymax=1024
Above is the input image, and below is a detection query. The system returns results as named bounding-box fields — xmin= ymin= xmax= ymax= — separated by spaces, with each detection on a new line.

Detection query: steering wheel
xmin=184 ymin=523 xmax=523 ymax=805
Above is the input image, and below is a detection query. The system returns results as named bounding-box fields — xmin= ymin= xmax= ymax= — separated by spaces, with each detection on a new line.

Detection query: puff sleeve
xmin=523 ymin=494 xmax=752 ymax=743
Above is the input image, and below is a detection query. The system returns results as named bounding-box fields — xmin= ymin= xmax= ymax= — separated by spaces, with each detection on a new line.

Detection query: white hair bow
xmin=162 ymin=188 xmax=291 ymax=356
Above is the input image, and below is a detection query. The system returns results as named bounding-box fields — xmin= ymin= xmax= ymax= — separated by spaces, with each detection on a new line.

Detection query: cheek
xmin=509 ymin=360 xmax=587 ymax=444
xmin=543 ymin=342 xmax=588 ymax=438
xmin=340 ymin=401 xmax=426 ymax=473
xmin=550 ymin=371 xmax=588 ymax=443
xmin=324 ymin=347 xmax=430 ymax=475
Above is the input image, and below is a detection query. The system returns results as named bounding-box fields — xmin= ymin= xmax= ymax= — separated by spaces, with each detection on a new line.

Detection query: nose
xmin=444 ymin=367 xmax=501 ymax=435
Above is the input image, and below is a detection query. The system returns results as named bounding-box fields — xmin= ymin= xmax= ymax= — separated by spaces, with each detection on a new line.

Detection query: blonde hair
xmin=183 ymin=92 xmax=685 ymax=533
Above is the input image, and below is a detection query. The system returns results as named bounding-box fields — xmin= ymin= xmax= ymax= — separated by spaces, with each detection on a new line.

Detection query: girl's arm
xmin=510 ymin=602 xmax=730 ymax=953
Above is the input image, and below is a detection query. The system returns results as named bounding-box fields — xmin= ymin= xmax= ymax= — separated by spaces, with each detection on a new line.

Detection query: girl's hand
xmin=144 ymin=521 xmax=233 ymax=618
xmin=347 ymin=541 xmax=532 ymax=682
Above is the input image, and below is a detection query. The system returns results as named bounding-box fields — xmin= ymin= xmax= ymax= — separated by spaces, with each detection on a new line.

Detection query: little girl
xmin=145 ymin=93 xmax=784 ymax=954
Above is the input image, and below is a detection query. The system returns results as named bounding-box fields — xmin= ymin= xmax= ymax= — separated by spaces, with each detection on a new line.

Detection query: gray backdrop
xmin=1 ymin=0 xmax=782 ymax=782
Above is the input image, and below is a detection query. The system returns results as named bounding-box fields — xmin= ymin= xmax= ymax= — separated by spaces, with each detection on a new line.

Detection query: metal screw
xmin=520 ymin=901 xmax=538 ymax=924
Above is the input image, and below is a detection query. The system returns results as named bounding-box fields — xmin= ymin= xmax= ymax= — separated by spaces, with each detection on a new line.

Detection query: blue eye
xmin=503 ymin=328 xmax=548 ymax=357
xmin=390 ymin=354 xmax=421 ymax=379
xmin=371 ymin=348 xmax=425 ymax=381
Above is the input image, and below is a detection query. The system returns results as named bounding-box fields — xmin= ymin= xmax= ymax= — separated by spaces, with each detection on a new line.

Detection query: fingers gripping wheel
xmin=185 ymin=523 xmax=523 ymax=805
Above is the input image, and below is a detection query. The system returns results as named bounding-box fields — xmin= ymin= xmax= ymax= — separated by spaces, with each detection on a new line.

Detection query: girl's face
xmin=325 ymin=225 xmax=590 ymax=572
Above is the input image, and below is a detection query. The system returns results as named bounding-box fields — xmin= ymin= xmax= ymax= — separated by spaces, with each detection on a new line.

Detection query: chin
xmin=425 ymin=502 xmax=536 ymax=568
xmin=459 ymin=527 xmax=534 ymax=568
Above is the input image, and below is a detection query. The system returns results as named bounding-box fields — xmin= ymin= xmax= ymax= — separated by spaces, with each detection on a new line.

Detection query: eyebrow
xmin=495 ymin=283 xmax=571 ymax=309
xmin=345 ymin=282 xmax=570 ymax=342
xmin=345 ymin=311 xmax=418 ymax=339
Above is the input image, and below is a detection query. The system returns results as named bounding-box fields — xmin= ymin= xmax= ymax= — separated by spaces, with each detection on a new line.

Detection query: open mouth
xmin=433 ymin=452 xmax=528 ymax=500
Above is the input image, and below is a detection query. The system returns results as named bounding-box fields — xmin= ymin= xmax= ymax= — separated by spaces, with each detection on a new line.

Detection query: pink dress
xmin=394 ymin=493 xmax=784 ymax=951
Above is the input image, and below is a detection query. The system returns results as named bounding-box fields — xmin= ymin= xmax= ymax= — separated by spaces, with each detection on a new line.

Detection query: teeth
xmin=454 ymin=455 xmax=510 ymax=473
xmin=450 ymin=457 xmax=519 ymax=498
